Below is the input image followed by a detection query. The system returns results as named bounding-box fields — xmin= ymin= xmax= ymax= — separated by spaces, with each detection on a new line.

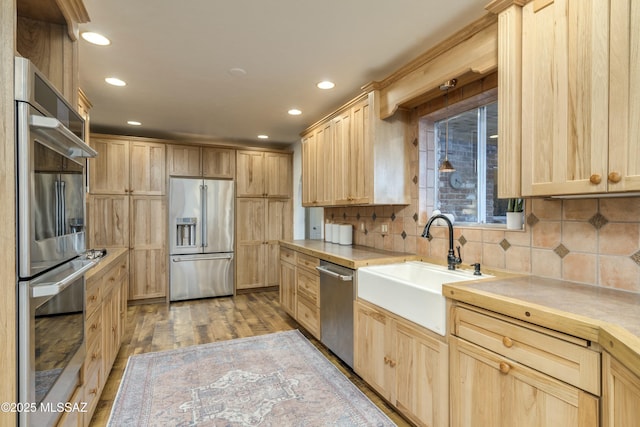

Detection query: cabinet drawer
xmin=84 ymin=330 xmax=102 ymax=383
xmin=297 ymin=268 xmax=319 ymax=305
xmin=297 ymin=296 xmax=320 ymax=339
xmin=280 ymin=247 xmax=296 ymax=264
xmin=453 ymin=307 xmax=600 ymax=395
xmin=83 ymin=362 xmax=102 ymax=420
xmin=297 ymin=253 xmax=319 ymax=270
xmin=85 ymin=279 xmax=102 ymax=316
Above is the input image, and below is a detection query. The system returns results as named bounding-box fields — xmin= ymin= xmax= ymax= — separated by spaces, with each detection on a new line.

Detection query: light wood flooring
xmin=89 ymin=290 xmax=412 ymax=426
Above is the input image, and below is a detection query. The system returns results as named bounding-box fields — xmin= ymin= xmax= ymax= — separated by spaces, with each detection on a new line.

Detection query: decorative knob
xmin=608 ymin=171 xmax=622 ymax=183
xmin=389 ymin=359 xmax=397 ymax=368
xmin=502 ymin=336 xmax=513 ymax=348
xmin=499 ymin=362 xmax=511 ymax=374
xmin=589 ymin=174 xmax=602 ymax=185
xmin=384 ymin=356 xmax=390 ymax=364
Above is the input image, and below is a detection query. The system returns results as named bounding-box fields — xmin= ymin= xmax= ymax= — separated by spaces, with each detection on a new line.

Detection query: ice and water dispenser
xmin=175 ymin=217 xmax=197 ymax=247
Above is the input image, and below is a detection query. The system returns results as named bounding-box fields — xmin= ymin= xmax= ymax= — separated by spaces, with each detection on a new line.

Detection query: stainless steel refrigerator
xmin=169 ymin=178 xmax=234 ymax=301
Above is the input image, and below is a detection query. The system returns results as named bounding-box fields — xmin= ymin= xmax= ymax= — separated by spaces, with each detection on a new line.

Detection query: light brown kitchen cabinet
xmin=301 ymin=91 xmax=407 ymax=207
xmin=129 ymin=141 xmax=166 ymax=195
xmin=128 ymin=196 xmax=166 ymax=300
xmin=167 ymin=144 xmax=235 ymax=178
xmin=87 ymin=195 xmax=130 ymax=248
xmin=494 ymin=0 xmax=640 ymax=197
xmin=83 ymin=250 xmax=128 ymax=427
xmin=77 ymin=89 xmax=91 ymax=145
xmin=236 ymin=150 xmax=292 ymax=197
xmin=236 ymin=198 xmax=292 ymax=290
xmin=295 ymin=253 xmax=320 ymax=339
xmin=302 ymin=121 xmax=333 ymax=206
xmin=602 ymin=352 xmax=640 ymax=427
xmin=89 ymin=137 xmax=130 ymax=195
xmin=354 ymin=299 xmax=449 ymax=427
xmin=279 ymin=247 xmax=296 ymax=317
xmin=450 ymin=304 xmax=600 ymax=427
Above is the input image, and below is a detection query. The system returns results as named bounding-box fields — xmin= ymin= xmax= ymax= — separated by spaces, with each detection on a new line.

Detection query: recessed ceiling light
xmin=127 ymin=120 xmax=142 ymax=126
xmin=105 ymin=77 xmax=126 ymax=87
xmin=317 ymin=80 xmax=335 ymax=90
xmin=229 ymin=67 xmax=247 ymax=77
xmin=288 ymin=109 xmax=302 ymax=116
xmin=81 ymin=31 xmax=111 ymax=46
xmin=489 ymin=134 xmax=498 ymax=139
xmin=257 ymin=135 xmax=269 ymax=139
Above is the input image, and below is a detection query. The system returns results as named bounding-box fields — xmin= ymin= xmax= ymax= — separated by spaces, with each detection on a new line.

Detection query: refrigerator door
xmin=169 ymin=178 xmax=204 ymax=255
xmin=203 ymin=179 xmax=235 ymax=252
xmin=169 ymin=253 xmax=234 ymax=301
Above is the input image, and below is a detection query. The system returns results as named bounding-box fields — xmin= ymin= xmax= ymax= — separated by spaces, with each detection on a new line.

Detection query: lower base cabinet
xmin=450 ymin=304 xmax=600 ymax=427
xmin=354 ymin=299 xmax=449 ymax=427
xmin=602 ymin=352 xmax=640 ymax=427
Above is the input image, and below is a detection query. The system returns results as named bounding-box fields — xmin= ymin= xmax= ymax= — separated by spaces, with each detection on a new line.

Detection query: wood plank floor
xmin=89 ymin=290 xmax=412 ymax=426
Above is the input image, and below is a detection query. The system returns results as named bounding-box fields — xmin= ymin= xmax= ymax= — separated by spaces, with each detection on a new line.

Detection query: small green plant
xmin=507 ymin=198 xmax=524 ymax=213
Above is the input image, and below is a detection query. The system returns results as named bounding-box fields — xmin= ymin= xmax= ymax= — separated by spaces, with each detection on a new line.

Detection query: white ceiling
xmin=78 ymin=0 xmax=488 ymax=146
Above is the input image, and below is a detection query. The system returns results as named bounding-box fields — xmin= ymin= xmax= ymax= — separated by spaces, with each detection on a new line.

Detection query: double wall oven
xmin=15 ymin=57 xmax=98 ymax=427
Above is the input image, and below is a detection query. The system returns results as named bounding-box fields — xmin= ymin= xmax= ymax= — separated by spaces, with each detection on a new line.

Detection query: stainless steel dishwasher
xmin=317 ymin=260 xmax=355 ymax=368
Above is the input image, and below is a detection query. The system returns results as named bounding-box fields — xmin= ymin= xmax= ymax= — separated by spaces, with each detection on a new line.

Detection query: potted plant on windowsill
xmin=506 ymin=198 xmax=524 ymax=230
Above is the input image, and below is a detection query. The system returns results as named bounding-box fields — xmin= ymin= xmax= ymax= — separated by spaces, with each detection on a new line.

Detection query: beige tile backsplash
xmin=325 ymin=196 xmax=640 ymax=293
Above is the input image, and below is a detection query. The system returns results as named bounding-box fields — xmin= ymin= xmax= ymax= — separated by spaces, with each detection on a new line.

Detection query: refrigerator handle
xmin=201 ymin=184 xmax=208 ymax=248
xmin=60 ymin=180 xmax=66 ymax=235
xmin=54 ymin=181 xmax=61 ymax=236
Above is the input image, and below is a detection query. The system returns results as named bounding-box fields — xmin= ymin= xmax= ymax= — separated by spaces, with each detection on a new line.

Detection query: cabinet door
xmin=167 ymin=144 xmax=201 ymax=177
xmin=202 ymin=147 xmax=235 ymax=178
xmin=130 ymin=141 xmax=166 ymax=195
xmin=316 ymin=121 xmax=333 ymax=205
xmin=89 ymin=138 xmax=129 ymax=194
xmin=608 ymin=0 xmax=640 ymax=192
xmin=354 ymin=300 xmax=394 ymax=400
xmin=349 ymin=99 xmax=371 ymax=204
xmin=236 ymin=151 xmax=265 ymax=196
xmin=87 ymin=195 xmax=129 ymax=248
xmin=450 ymin=337 xmax=598 ymax=427
xmin=301 ymin=133 xmax=317 ymax=206
xmin=602 ymin=352 xmax=640 ymax=427
xmin=395 ymin=320 xmax=449 ymax=427
xmin=265 ymin=199 xmax=292 ymax=286
xmin=279 ymin=260 xmax=296 ymax=316
xmin=129 ymin=196 xmax=166 ymax=300
xmin=265 ymin=152 xmax=292 ymax=197
xmin=236 ymin=198 xmax=266 ymax=289
xmin=521 ymin=0 xmax=609 ymax=196
xmin=333 ymin=110 xmax=352 ymax=204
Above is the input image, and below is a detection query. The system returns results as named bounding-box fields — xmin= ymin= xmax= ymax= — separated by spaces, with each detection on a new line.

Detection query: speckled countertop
xmin=279 ymin=240 xmax=418 ymax=269
xmin=443 ymin=275 xmax=640 ymax=378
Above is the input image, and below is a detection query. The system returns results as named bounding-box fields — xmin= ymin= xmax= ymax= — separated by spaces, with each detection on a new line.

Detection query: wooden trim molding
xmin=55 ymin=0 xmax=90 ymax=40
xmin=362 ymin=13 xmax=499 ymax=119
xmin=485 ymin=0 xmax=531 ymax=15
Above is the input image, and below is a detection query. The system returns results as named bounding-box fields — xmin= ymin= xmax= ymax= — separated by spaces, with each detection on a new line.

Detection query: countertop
xmin=279 ymin=240 xmax=418 ymax=269
xmin=85 ymin=247 xmax=128 ymax=280
xmin=443 ymin=275 xmax=640 ymax=378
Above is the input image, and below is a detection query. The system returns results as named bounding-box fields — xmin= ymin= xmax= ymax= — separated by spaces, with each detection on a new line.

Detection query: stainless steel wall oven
xmin=15 ymin=57 xmax=98 ymax=427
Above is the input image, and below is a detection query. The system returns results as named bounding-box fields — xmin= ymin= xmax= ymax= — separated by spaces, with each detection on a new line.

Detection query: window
xmin=432 ymin=101 xmax=506 ymax=224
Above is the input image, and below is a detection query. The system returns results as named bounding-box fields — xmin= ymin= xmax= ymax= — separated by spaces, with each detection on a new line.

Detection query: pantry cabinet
xmin=88 ymin=135 xmax=167 ymax=301
xmin=301 ymin=91 xmax=408 ymax=207
xmin=236 ymin=197 xmax=292 ymax=290
xmin=493 ymin=0 xmax=640 ymax=197
xmin=449 ymin=304 xmax=600 ymax=427
xmin=602 ymin=352 xmax=640 ymax=427
xmin=354 ymin=299 xmax=449 ymax=427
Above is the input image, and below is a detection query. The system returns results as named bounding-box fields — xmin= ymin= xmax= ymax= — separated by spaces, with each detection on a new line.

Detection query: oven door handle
xmin=31 ymin=261 xmax=96 ymax=298
xmin=29 ymin=115 xmax=98 ymax=158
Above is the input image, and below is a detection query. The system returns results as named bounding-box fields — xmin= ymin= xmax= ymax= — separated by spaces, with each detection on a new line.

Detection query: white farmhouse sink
xmin=357 ymin=261 xmax=493 ymax=336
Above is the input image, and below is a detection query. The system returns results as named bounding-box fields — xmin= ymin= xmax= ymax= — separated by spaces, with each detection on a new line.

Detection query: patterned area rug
xmin=108 ymin=330 xmax=395 ymax=426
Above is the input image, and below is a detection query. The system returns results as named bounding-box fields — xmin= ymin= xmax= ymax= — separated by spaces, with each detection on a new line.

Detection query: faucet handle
xmin=455 ymin=245 xmax=462 ymax=263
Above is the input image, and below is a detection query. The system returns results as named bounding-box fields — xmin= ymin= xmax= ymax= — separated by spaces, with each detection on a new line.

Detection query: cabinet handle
xmin=384 ymin=356 xmax=390 ymax=365
xmin=502 ymin=336 xmax=513 ymax=348
xmin=90 ymin=323 xmax=98 ymax=331
xmin=589 ymin=174 xmax=602 ymax=185
xmin=91 ymin=352 xmax=98 ymax=361
xmin=89 ymin=295 xmax=97 ymax=302
xmin=499 ymin=362 xmax=511 ymax=374
xmin=608 ymin=171 xmax=622 ymax=183
xmin=89 ymin=388 xmax=98 ymax=395
xmin=389 ymin=359 xmax=397 ymax=368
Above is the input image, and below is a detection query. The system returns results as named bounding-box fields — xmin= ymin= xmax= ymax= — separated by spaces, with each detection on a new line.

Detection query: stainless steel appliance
xmin=169 ymin=178 xmax=235 ymax=301
xmin=317 ymin=261 xmax=355 ymax=368
xmin=15 ymin=56 xmax=98 ymax=427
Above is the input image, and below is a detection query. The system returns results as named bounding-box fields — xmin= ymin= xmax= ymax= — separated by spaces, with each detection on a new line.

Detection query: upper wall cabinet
xmin=236 ymin=151 xmax=292 ymax=198
xmin=492 ymin=0 xmax=640 ymax=197
xmin=301 ymin=91 xmax=409 ymax=207
xmin=167 ymin=145 xmax=235 ymax=178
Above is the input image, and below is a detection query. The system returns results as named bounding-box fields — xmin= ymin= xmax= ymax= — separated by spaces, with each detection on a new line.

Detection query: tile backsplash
xmin=325 ymin=196 xmax=640 ymax=293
